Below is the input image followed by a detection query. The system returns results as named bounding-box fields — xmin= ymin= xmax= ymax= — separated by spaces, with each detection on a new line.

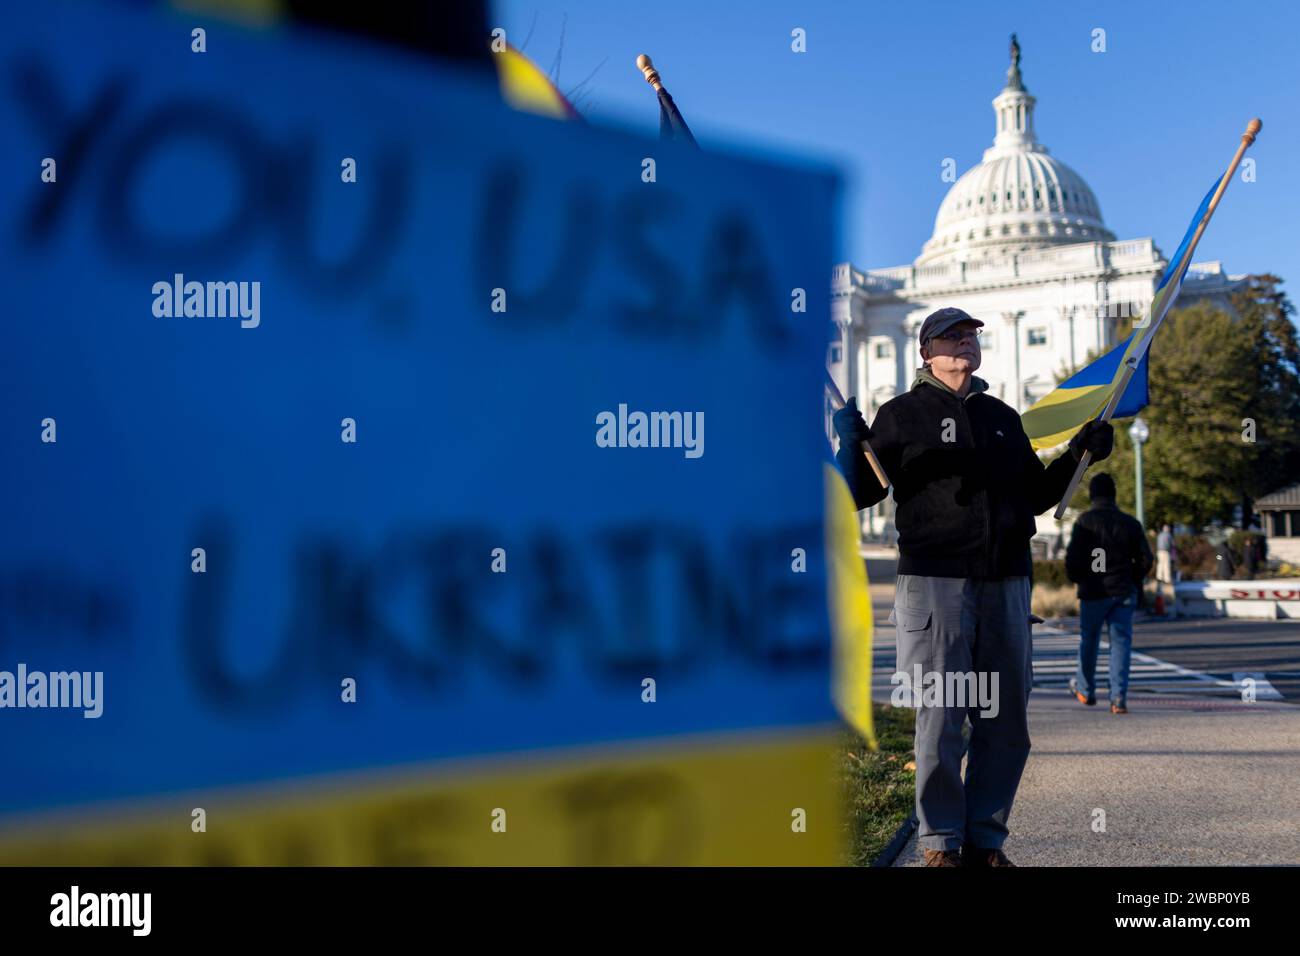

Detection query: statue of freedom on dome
xmin=1007 ymin=33 xmax=1024 ymax=90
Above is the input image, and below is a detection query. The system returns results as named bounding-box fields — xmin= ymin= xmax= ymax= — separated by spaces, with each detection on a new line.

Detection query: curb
xmin=871 ymin=812 xmax=918 ymax=867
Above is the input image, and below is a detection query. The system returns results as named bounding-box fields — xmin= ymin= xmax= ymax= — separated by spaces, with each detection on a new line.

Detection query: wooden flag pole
xmin=636 ymin=53 xmax=665 ymax=90
xmin=636 ymin=54 xmax=700 ymax=148
xmin=824 ymin=371 xmax=890 ymax=490
xmin=1051 ymin=118 xmax=1262 ymax=521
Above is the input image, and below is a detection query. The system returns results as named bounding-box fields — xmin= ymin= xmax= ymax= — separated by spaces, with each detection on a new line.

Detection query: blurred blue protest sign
xmin=0 ymin=2 xmax=839 ymax=863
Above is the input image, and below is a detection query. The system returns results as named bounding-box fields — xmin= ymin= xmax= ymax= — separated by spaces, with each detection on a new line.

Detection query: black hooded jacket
xmin=1065 ymin=498 xmax=1154 ymax=599
xmin=836 ymin=368 xmax=1078 ymax=579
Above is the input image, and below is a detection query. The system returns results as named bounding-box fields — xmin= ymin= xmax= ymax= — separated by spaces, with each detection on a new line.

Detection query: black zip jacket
xmin=1065 ymin=498 xmax=1154 ymax=599
xmin=835 ymin=368 xmax=1079 ymax=579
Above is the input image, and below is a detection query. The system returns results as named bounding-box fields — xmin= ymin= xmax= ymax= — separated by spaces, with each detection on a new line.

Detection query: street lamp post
xmin=1129 ymin=417 xmax=1149 ymax=529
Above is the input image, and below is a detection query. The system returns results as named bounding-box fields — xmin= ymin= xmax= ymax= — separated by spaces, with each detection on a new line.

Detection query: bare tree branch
xmin=518 ymin=11 xmax=538 ymax=52
xmin=565 ymin=55 xmax=609 ymax=112
xmin=548 ymin=13 xmax=566 ymax=85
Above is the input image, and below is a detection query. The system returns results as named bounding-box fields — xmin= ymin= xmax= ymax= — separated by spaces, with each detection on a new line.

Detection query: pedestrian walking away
xmin=1065 ymin=473 xmax=1154 ymax=714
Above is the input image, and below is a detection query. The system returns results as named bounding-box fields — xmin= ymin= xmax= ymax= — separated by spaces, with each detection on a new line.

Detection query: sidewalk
xmin=890 ymin=681 xmax=1300 ymax=865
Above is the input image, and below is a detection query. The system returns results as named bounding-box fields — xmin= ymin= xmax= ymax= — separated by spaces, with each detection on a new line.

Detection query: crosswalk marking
xmin=1028 ymin=631 xmax=1242 ymax=697
xmin=870 ymin=623 xmax=1271 ymax=700
xmin=1231 ymin=671 xmax=1286 ymax=702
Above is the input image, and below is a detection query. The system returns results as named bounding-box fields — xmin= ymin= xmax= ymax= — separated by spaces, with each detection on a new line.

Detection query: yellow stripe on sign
xmin=825 ymin=464 xmax=874 ymax=749
xmin=0 ymin=730 xmax=842 ymax=866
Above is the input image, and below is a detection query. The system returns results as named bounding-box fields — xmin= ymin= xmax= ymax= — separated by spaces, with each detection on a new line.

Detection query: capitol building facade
xmin=830 ymin=41 xmax=1247 ymax=545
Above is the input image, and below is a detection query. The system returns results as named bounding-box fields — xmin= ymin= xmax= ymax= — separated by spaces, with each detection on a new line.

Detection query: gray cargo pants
xmin=893 ymin=573 xmax=1033 ymax=852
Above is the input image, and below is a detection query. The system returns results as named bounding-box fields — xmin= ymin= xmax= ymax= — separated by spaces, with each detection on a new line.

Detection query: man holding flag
xmin=834 ymin=307 xmax=1113 ymax=866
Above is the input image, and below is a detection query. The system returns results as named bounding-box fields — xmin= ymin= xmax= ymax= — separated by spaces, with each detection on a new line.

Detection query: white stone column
xmin=1062 ymin=305 xmax=1076 ymax=371
xmin=1003 ymin=310 xmax=1023 ymax=410
xmin=1095 ymin=276 xmax=1111 ymax=355
xmin=845 ymin=303 xmax=861 ymax=402
xmin=839 ymin=319 xmax=852 ymax=398
xmin=855 ymin=338 xmax=869 ymax=409
xmin=899 ymin=327 xmax=914 ymax=392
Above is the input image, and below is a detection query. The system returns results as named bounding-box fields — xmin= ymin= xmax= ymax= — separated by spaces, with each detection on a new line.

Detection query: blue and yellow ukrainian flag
xmin=1022 ymin=176 xmax=1224 ymax=450
xmin=1021 ymin=331 xmax=1151 ymax=451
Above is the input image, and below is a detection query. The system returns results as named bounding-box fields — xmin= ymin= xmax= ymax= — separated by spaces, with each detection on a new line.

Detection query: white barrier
xmin=1174 ymin=580 xmax=1300 ymax=619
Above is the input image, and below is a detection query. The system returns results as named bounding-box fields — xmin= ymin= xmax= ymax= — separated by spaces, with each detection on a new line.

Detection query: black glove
xmin=1070 ymin=419 xmax=1114 ymax=462
xmin=833 ymin=397 xmax=871 ymax=447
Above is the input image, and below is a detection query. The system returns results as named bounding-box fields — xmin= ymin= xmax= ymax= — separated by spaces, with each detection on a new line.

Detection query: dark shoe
xmin=1111 ymin=700 xmax=1128 ymax=714
xmin=962 ymin=844 xmax=1016 ymax=867
xmin=923 ymin=849 xmax=963 ymax=867
xmin=1068 ymin=677 xmax=1096 ymax=706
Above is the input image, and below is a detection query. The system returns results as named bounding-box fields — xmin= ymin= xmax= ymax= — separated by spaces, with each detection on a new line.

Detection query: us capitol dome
xmin=915 ymin=39 xmax=1113 ymax=266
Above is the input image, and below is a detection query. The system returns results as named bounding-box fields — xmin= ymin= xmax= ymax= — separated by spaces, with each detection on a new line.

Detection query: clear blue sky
xmin=496 ymin=0 xmax=1297 ymax=294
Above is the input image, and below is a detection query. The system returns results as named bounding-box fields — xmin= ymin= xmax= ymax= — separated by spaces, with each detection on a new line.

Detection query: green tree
xmin=1231 ymin=274 xmax=1300 ymax=514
